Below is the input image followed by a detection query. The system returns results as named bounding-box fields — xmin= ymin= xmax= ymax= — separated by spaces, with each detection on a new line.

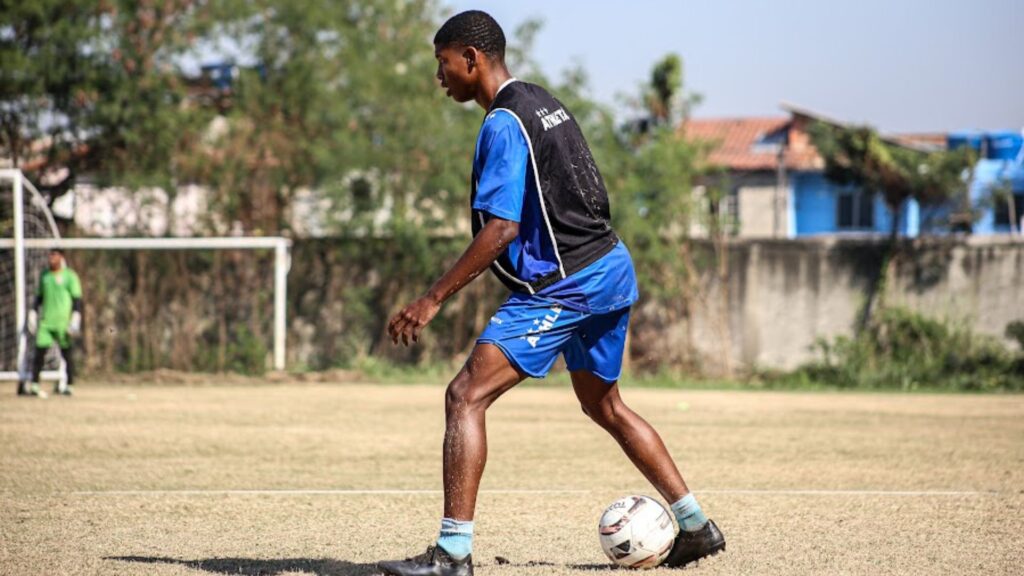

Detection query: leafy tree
xmin=603 ymin=54 xmax=729 ymax=372
xmin=808 ymin=122 xmax=977 ymax=328
xmin=1 ymin=4 xmax=720 ymax=372
xmin=809 ymin=123 xmax=976 ymax=239
xmin=1 ymin=0 xmax=212 ymax=202
xmin=179 ymin=0 xmax=483 ymax=236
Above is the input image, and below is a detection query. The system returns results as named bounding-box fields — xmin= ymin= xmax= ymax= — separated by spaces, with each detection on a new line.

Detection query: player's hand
xmin=68 ymin=312 xmax=82 ymax=337
xmin=388 ymin=295 xmax=441 ymax=346
xmin=26 ymin=310 xmax=38 ymax=334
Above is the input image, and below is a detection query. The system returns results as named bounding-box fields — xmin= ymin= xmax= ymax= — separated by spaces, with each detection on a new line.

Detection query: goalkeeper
xmin=21 ymin=248 xmax=82 ymax=397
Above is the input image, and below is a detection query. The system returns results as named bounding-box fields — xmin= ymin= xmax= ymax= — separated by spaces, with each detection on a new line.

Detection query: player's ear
xmin=462 ymin=46 xmax=478 ymax=72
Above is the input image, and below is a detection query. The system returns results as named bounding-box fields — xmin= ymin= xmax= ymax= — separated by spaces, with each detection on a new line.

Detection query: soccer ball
xmin=598 ymin=495 xmax=676 ymax=569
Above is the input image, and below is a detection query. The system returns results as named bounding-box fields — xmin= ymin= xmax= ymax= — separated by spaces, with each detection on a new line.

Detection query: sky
xmin=445 ymin=0 xmax=1023 ymax=134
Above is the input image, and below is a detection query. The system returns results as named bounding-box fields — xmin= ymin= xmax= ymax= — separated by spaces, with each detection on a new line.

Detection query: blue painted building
xmin=687 ymin=105 xmax=1023 ymax=238
xmin=790 ymin=172 xmax=921 ymax=238
xmin=950 ymin=131 xmax=1024 ymax=234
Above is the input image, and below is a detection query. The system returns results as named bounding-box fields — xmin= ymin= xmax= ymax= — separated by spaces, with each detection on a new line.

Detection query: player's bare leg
xmin=443 ymin=343 xmax=525 ymax=519
xmin=379 ymin=343 xmax=523 ymax=576
xmin=571 ymin=370 xmax=725 ymax=568
xmin=571 ymin=371 xmax=688 ymax=502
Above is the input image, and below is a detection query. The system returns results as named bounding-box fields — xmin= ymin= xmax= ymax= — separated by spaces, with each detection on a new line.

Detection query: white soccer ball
xmin=598 ymin=495 xmax=676 ymax=569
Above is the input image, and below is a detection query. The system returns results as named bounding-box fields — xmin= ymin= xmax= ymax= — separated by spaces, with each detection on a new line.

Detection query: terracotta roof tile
xmin=683 ymin=117 xmax=824 ymax=171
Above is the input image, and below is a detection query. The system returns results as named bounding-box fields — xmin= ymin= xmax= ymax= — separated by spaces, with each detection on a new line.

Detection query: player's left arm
xmin=388 ymin=217 xmax=518 ymax=346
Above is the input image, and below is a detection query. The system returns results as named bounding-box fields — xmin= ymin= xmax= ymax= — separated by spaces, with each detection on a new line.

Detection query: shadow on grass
xmin=107 ymin=556 xmax=378 ymax=576
xmin=108 ymin=555 xmax=624 ymax=574
xmin=494 ymin=558 xmax=621 ymax=571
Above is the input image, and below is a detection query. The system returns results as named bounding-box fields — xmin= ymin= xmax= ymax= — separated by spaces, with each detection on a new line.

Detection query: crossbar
xmin=0 ymin=237 xmax=291 ymax=250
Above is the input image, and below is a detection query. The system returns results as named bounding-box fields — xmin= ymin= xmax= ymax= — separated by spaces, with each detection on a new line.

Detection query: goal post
xmin=1 ymin=169 xmax=64 ymax=384
xmin=0 ymin=170 xmax=292 ymax=377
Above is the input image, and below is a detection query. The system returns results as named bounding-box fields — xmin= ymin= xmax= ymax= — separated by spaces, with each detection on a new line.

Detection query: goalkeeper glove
xmin=69 ymin=311 xmax=82 ymax=337
xmin=27 ymin=310 xmax=38 ymax=334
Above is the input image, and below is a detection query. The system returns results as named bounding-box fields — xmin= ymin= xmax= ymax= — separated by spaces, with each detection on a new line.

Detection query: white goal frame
xmin=1 ymin=169 xmax=291 ymax=377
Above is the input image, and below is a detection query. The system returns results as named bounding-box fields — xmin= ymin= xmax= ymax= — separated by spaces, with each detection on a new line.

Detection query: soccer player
xmin=379 ymin=11 xmax=724 ymax=575
xmin=19 ymin=248 xmax=82 ymax=397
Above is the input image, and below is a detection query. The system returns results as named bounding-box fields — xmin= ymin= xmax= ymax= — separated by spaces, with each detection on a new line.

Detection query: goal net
xmin=0 ymin=169 xmax=64 ymax=383
xmin=1 ymin=170 xmax=292 ymax=382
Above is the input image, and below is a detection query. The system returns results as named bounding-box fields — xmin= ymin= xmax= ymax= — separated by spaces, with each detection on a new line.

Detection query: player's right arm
xmin=388 ymin=217 xmax=519 ymax=346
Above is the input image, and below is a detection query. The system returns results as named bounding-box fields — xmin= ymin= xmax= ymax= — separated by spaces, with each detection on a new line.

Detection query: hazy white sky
xmin=446 ymin=0 xmax=1023 ymax=133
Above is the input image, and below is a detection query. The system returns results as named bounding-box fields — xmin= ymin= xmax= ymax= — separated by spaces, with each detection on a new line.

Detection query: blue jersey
xmin=472 ymin=96 xmax=639 ymax=314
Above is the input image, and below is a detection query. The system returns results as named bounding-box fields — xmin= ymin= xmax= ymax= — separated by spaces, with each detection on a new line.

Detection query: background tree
xmin=1 ymin=0 xmax=213 ymax=205
xmin=608 ymin=54 xmax=730 ymax=373
xmin=809 ymin=122 xmax=976 ymax=328
xmin=1 ymin=4 xmax=719 ymax=374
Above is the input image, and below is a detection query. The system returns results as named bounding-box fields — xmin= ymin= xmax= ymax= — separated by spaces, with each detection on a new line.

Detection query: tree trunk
xmin=858 ymin=200 xmax=901 ymax=333
xmin=1008 ymin=194 xmax=1019 ymax=235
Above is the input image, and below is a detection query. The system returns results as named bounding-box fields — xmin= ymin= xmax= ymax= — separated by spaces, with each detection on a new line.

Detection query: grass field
xmin=1 ymin=380 xmax=1022 ymax=575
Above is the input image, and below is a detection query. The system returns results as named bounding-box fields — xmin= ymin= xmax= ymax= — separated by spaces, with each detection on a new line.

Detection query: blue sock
xmin=670 ymin=494 xmax=708 ymax=532
xmin=436 ymin=518 xmax=474 ymax=560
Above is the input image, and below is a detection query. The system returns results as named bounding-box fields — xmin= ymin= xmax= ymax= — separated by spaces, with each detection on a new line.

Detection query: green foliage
xmin=782 ymin=307 xmax=1023 ymax=391
xmin=808 ymin=122 xmax=979 ymax=334
xmin=1 ymin=0 xmax=213 ymax=193
xmin=1006 ymin=321 xmax=1024 ymax=351
xmin=648 ymin=54 xmax=681 ymax=124
xmin=614 ymin=128 xmax=705 ymax=299
xmin=808 ymin=122 xmax=976 ymax=220
xmin=199 ymin=325 xmax=269 ymax=376
xmin=5 ymin=5 xmax=723 ymax=375
xmin=178 ymin=0 xmax=483 ymax=234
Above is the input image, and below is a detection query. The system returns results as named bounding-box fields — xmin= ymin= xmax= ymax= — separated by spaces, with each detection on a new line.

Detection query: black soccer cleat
xmin=661 ymin=519 xmax=725 ymax=568
xmin=377 ymin=545 xmax=473 ymax=576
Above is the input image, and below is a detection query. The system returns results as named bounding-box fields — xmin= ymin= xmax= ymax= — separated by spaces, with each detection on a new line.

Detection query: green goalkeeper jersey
xmin=37 ymin=268 xmax=81 ymax=330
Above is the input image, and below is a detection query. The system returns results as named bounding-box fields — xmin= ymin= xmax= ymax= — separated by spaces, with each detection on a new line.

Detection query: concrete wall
xmin=676 ymin=236 xmax=1024 ymax=372
xmin=57 ymin=236 xmax=1022 ymax=375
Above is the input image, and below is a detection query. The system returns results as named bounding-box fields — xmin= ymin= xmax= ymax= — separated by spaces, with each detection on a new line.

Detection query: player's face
xmin=434 ymin=44 xmax=476 ymax=103
xmin=48 ymin=251 xmax=62 ymax=270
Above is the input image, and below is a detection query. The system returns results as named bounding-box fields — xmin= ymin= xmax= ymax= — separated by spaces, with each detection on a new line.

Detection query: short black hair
xmin=433 ymin=10 xmax=506 ymax=60
xmin=49 ymin=248 xmax=64 ymax=255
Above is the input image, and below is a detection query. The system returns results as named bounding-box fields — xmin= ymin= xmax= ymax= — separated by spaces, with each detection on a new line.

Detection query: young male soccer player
xmin=18 ymin=248 xmax=82 ymax=397
xmin=380 ymin=11 xmax=724 ymax=575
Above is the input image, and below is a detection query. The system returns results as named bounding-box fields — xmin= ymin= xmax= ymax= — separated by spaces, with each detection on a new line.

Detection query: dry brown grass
xmin=1 ymin=382 xmax=1022 ymax=575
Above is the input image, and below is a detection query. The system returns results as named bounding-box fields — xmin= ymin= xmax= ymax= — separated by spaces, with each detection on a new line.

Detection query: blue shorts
xmin=477 ymin=293 xmax=631 ymax=383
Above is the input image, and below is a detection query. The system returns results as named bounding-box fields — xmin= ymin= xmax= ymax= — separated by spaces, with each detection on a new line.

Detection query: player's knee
xmin=582 ymin=397 xmax=625 ymax=429
xmin=445 ymin=374 xmax=486 ymax=414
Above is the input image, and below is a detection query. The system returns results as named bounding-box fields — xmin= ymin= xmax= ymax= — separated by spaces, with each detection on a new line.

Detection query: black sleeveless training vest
xmin=472 ymin=80 xmax=619 ymax=294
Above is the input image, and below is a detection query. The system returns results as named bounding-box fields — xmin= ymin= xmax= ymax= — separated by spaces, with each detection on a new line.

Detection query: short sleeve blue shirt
xmin=472 ymin=111 xmax=528 ymax=222
xmin=472 ymin=110 xmax=639 ymax=314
